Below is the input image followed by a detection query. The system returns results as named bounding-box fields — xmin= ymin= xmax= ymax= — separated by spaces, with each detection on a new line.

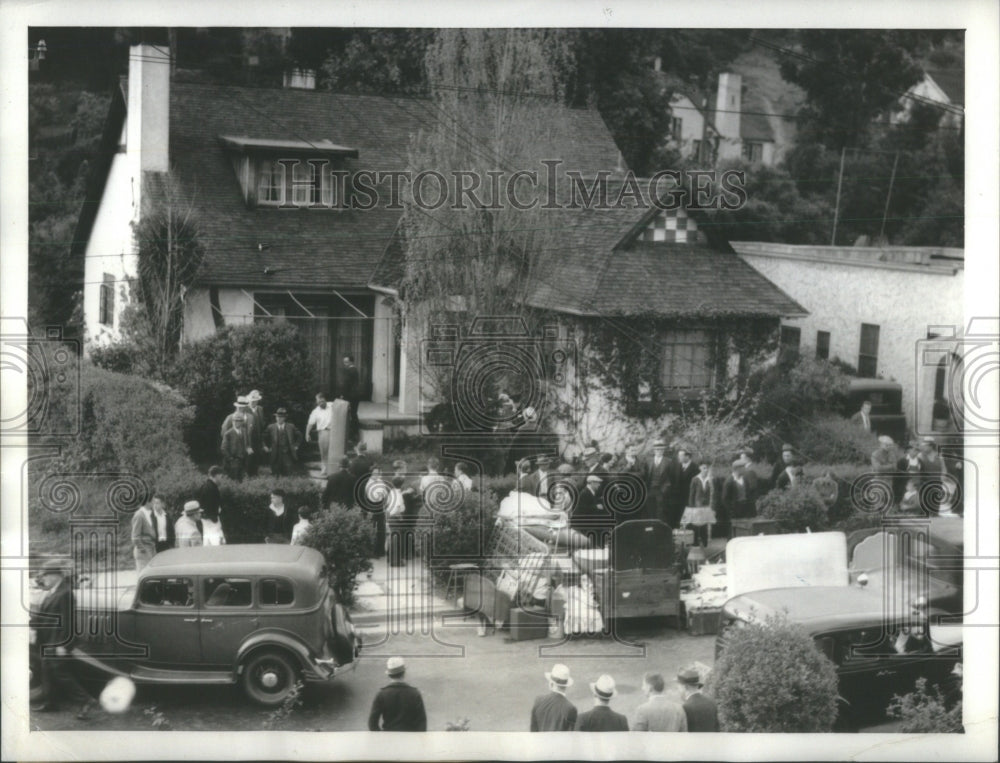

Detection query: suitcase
xmin=594 ymin=569 xmax=681 ymax=620
xmin=730 ymin=518 xmax=780 ymax=537
xmin=508 ymin=606 xmax=550 ymax=641
xmin=687 ymin=607 xmax=722 ymax=635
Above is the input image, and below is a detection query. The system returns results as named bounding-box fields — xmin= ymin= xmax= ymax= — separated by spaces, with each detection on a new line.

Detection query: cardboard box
xmin=730 ymin=519 xmax=780 ymax=538
xmin=687 ymin=607 xmax=722 ymax=636
xmin=508 ymin=606 xmax=550 ymax=641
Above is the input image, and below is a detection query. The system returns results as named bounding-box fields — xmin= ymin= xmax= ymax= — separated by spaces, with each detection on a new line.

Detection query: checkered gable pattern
xmin=641 ymin=208 xmax=701 ymax=243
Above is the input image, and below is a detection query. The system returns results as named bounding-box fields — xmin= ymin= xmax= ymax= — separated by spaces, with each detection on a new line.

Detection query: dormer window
xmin=219 ymin=135 xmax=358 ymax=210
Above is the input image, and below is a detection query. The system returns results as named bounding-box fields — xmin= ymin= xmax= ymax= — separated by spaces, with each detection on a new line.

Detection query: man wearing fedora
xmin=221 ymin=412 xmax=251 ymax=481
xmin=575 ymin=674 xmax=628 ymax=731
xmin=175 ymin=501 xmax=204 ymax=547
xmin=530 ymin=664 xmax=578 ymax=731
xmin=30 ymin=559 xmax=96 ymax=719
xmin=633 ymin=672 xmax=687 ymax=732
xmin=264 ymin=407 xmax=302 ymax=477
xmin=667 ymin=446 xmax=699 ymax=529
xmin=677 ymin=667 xmax=719 ymax=732
xmin=245 ymin=390 xmax=266 ymax=476
xmin=368 ymin=657 xmax=427 ymax=731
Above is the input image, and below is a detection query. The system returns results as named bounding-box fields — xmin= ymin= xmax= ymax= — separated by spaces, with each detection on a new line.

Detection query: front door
xmin=199 ymin=577 xmax=259 ymax=668
xmin=134 ymin=577 xmax=201 ymax=667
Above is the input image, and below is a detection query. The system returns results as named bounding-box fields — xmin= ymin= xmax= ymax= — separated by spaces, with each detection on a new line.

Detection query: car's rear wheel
xmin=240 ymin=649 xmax=300 ymax=707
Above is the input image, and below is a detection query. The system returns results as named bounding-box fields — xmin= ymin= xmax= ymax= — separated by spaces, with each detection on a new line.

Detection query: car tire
xmin=240 ymin=649 xmax=300 ymax=707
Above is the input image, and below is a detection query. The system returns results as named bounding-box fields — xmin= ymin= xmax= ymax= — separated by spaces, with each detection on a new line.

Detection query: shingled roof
xmin=157 ymin=82 xmax=623 ymax=290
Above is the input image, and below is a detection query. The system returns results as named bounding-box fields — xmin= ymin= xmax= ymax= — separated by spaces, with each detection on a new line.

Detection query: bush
xmin=756 ymin=484 xmax=829 ymax=533
xmin=793 ymin=415 xmax=881 ymax=465
xmin=88 ymin=342 xmax=144 ymax=375
xmin=425 ymin=489 xmax=500 ymax=572
xmin=668 ymin=414 xmax=752 ymax=466
xmin=301 ymin=505 xmax=374 ymax=606
xmin=168 ymin=322 xmax=313 ymax=463
xmin=709 ymin=614 xmax=840 ymax=732
xmin=887 ymin=677 xmax=962 ymax=733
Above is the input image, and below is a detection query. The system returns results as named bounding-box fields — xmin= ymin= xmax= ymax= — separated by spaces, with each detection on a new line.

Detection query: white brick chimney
xmin=714 ymin=72 xmax=742 ymax=140
xmin=127 ymin=44 xmax=171 ymax=175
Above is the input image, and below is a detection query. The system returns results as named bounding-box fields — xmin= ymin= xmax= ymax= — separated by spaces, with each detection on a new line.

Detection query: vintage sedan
xmin=35 ymin=545 xmax=360 ymax=706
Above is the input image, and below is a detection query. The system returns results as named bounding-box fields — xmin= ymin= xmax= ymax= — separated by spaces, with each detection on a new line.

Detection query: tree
xmin=131 ymin=174 xmax=205 ymax=375
xmin=319 ymin=29 xmax=431 ymax=94
xmin=779 ymin=31 xmax=926 ymax=149
xmin=710 ymin=614 xmax=840 ymax=732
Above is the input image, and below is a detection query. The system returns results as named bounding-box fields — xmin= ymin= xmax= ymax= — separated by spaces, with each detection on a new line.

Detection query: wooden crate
xmin=595 ymin=569 xmax=681 ymax=620
xmin=687 ymin=607 xmax=722 ymax=636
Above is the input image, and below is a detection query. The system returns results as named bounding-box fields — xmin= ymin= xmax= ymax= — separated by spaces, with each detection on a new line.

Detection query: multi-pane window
xmin=257 ymin=160 xmax=285 ymax=205
xmin=858 ymin=323 xmax=880 ymax=377
xmin=291 ymin=160 xmax=333 ymax=206
xmin=660 ymin=330 xmax=715 ymax=390
xmin=98 ymin=274 xmax=115 ymax=326
xmin=816 ymin=330 xmax=831 ymax=360
xmin=742 ymin=141 xmax=763 ymax=163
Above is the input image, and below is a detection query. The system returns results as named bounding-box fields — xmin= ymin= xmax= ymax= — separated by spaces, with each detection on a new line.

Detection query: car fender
xmin=236 ymin=630 xmax=327 ymax=679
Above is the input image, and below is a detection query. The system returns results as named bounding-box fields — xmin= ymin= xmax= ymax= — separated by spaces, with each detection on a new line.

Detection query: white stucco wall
xmin=181 ymin=287 xmax=216 ymax=342
xmin=216 ymin=289 xmax=254 ymax=326
xmin=735 ymin=243 xmax=964 ymax=431
xmin=371 ymin=297 xmax=395 ymax=404
xmin=82 ymin=122 xmax=138 ymax=348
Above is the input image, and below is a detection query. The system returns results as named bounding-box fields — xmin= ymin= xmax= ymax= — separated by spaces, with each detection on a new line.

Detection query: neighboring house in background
xmin=892 ymin=69 xmax=964 ymax=130
xmin=732 ymin=241 xmax=964 ymax=434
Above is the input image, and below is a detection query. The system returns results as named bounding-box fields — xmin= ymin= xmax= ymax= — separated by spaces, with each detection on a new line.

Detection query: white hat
xmin=235 ymin=396 xmax=249 ymax=407
xmin=386 ymin=656 xmax=406 ymax=677
xmin=183 ymin=500 xmax=202 ymax=515
xmin=878 ymin=435 xmax=895 ymax=446
xmin=591 ymin=674 xmax=616 ymax=699
xmin=247 ymin=390 xmax=262 ymax=402
xmin=545 ymin=664 xmax=573 ymax=688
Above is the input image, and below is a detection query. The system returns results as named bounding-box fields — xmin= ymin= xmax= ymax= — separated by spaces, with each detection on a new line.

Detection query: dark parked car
xmin=717 ymin=584 xmax=961 ymax=729
xmin=30 ymin=545 xmax=360 ymax=706
xmin=846 ymin=379 xmax=908 ymax=442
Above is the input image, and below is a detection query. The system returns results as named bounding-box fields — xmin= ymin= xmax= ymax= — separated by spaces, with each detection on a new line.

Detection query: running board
xmin=130 ymin=666 xmax=235 ymax=685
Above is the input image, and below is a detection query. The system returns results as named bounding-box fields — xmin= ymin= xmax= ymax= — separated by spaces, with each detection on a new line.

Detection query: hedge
xmin=301 ymin=506 xmax=374 ymax=606
xmin=792 ymin=414 xmax=882 ymax=465
xmin=756 ymin=483 xmax=830 ymax=533
xmin=709 ymin=614 xmax=840 ymax=732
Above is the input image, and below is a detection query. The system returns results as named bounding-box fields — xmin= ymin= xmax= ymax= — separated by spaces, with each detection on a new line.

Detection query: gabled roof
xmin=925 ymin=69 xmax=964 ymax=107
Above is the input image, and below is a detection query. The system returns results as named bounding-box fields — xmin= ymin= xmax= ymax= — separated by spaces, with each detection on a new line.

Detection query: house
xmin=655 ymin=50 xmax=804 ymax=167
xmin=892 ymin=69 xmax=964 ymax=130
xmin=732 ymin=241 xmax=964 ymax=435
xmin=79 ymin=44 xmax=806 ymax=452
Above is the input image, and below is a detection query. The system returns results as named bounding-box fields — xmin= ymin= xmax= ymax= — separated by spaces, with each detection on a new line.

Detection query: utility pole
xmin=879 ymin=151 xmax=900 ymax=242
xmin=831 ymin=146 xmax=846 ymax=246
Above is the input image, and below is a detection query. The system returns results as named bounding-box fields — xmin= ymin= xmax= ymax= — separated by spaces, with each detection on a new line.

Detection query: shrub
xmin=425 ymin=489 xmax=500 ymax=572
xmin=668 ymin=414 xmax=752 ymax=466
xmin=709 ymin=614 xmax=839 ymax=732
xmin=88 ymin=342 xmax=143 ymax=375
xmin=301 ymin=505 xmax=374 ymax=606
xmin=793 ymin=415 xmax=881 ymax=465
xmin=168 ymin=322 xmax=313 ymax=463
xmin=756 ymin=484 xmax=829 ymax=533
xmin=887 ymin=677 xmax=962 ymax=733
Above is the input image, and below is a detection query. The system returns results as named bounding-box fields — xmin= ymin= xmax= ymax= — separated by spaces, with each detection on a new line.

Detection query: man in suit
xmin=774 ymin=460 xmax=805 ymax=490
xmin=633 ymin=672 xmax=687 ymax=732
xmin=245 ymin=390 xmax=265 ymax=476
xmin=530 ymin=663 xmax=577 ymax=731
xmin=196 ymin=466 xmax=226 ymax=542
xmin=644 ymin=438 xmax=672 ymax=524
xmin=341 ymin=355 xmax=362 ymax=443
xmin=851 ymin=399 xmax=873 ymax=433
xmin=131 ymin=496 xmax=172 ymax=569
xmin=264 ymin=407 xmax=302 ymax=477
xmin=323 ymin=456 xmax=356 ymax=509
xmin=667 ymin=447 xmax=699 ymax=529
xmin=221 ymin=396 xmax=259 ymax=469
xmin=575 ymin=675 xmax=629 ymax=731
xmin=221 ymin=413 xmax=251 ymax=481
xmin=349 ymin=441 xmax=374 ymax=498
xmin=722 ymin=460 xmax=755 ymax=527
xmin=30 ymin=559 xmax=96 ymax=719
xmin=769 ymin=443 xmax=796 ymax=489
xmin=678 ymin=667 xmax=719 ymax=732
xmin=368 ymin=657 xmax=427 ymax=731
xmin=737 ymin=447 xmax=761 ymax=496
xmin=571 ymin=474 xmax=607 ymax=548
xmin=175 ymin=501 xmax=204 ymax=547
xmin=522 ymin=454 xmax=554 ymax=501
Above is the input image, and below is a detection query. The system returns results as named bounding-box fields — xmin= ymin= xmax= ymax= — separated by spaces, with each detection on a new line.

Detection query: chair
xmin=444 ymin=563 xmax=479 ymax=605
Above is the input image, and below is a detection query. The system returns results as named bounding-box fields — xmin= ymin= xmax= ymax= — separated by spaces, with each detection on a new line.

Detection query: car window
xmin=139 ymin=577 xmax=194 ymax=608
xmin=259 ymin=578 xmax=295 ymax=607
xmin=202 ymin=577 xmax=252 ymax=607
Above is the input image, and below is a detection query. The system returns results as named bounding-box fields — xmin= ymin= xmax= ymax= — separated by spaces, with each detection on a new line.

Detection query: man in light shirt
xmin=306 ymin=393 xmax=333 ymax=478
xmin=131 ymin=496 xmax=171 ymax=569
xmin=633 ymin=672 xmax=687 ymax=732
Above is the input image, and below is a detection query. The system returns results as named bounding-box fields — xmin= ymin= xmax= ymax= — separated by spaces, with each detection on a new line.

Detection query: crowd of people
xmin=366 ymin=657 xmax=718 ymax=732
